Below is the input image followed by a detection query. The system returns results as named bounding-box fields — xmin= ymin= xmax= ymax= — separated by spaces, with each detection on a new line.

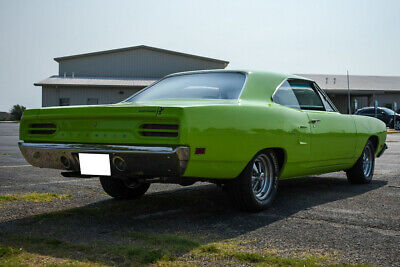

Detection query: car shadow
xmin=0 ymin=174 xmax=387 ymax=264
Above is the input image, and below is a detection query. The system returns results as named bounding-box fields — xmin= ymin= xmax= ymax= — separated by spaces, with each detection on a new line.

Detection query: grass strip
xmin=0 ymin=232 xmax=368 ymax=266
xmin=0 ymin=193 xmax=72 ymax=203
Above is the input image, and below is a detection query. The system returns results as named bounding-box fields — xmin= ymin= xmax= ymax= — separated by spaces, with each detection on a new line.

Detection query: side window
xmin=365 ymin=109 xmax=374 ymax=115
xmin=272 ymin=81 xmax=300 ymax=109
xmin=317 ymin=90 xmax=335 ymax=112
xmin=289 ymin=82 xmax=325 ymax=111
xmin=314 ymin=83 xmax=336 ymax=112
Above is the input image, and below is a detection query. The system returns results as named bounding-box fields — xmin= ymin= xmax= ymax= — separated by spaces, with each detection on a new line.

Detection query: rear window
xmin=125 ymin=72 xmax=246 ymax=102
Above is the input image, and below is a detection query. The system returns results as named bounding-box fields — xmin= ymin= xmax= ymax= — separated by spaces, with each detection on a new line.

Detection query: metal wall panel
xmin=59 ymin=48 xmax=225 ymax=78
xmin=327 ymin=92 xmax=400 ymax=114
xmin=327 ymin=94 xmax=348 ymax=114
xmin=372 ymin=93 xmax=400 ymax=110
xmin=42 ymin=87 xmax=60 ymax=107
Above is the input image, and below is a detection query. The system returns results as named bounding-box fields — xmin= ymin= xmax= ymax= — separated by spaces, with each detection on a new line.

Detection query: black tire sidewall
xmin=235 ymin=150 xmax=280 ymax=211
xmin=346 ymin=140 xmax=375 ymax=184
xmin=395 ymin=121 xmax=400 ymax=130
xmin=99 ymin=177 xmax=150 ymax=199
xmin=362 ymin=141 xmax=375 ymax=182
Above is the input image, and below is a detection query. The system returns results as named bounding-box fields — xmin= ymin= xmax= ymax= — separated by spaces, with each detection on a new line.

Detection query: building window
xmin=59 ymin=98 xmax=70 ymax=106
xmin=87 ymin=98 xmax=98 ymax=105
xmin=333 ymin=78 xmax=336 ymax=84
xmin=325 ymin=77 xmax=328 ymax=84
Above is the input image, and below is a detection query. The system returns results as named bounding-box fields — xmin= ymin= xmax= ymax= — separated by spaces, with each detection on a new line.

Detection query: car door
xmin=375 ymin=108 xmax=383 ymax=121
xmin=272 ymin=80 xmax=311 ymax=174
xmin=289 ymin=80 xmax=357 ymax=167
xmin=376 ymin=109 xmax=390 ymax=125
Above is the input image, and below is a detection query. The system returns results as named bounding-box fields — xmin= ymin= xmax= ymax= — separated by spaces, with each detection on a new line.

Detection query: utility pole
xmin=347 ymin=70 xmax=351 ymax=114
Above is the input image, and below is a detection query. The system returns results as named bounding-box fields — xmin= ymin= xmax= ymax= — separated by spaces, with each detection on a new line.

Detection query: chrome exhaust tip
xmin=60 ymin=155 xmax=71 ymax=169
xmin=113 ymin=156 xmax=127 ymax=172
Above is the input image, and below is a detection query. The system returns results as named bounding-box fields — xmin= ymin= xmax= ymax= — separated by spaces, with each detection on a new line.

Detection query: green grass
xmin=199 ymin=244 xmax=220 ymax=253
xmin=0 ymin=232 xmax=368 ymax=266
xmin=0 ymin=232 xmax=199 ymax=266
xmin=0 ymin=193 xmax=72 ymax=203
xmin=0 ymin=246 xmax=21 ymax=258
xmin=126 ymin=231 xmax=200 ymax=254
xmin=191 ymin=241 xmax=335 ymax=266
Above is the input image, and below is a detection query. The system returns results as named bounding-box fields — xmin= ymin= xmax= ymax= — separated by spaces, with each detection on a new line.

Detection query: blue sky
xmin=0 ymin=0 xmax=399 ymax=111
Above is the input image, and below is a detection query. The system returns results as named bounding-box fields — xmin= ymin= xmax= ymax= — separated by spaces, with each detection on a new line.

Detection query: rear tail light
xmin=29 ymin=123 xmax=56 ymax=135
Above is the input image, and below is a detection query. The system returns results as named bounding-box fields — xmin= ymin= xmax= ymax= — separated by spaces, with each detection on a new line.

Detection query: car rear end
xmin=19 ymin=104 xmax=189 ymax=178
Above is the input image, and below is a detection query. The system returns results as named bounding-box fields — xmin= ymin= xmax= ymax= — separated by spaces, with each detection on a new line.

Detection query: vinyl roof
xmin=34 ymin=76 xmax=157 ymax=88
xmin=54 ymin=45 xmax=229 ymax=65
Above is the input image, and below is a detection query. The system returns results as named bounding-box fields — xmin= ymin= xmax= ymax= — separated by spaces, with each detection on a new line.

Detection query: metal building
xmin=35 ymin=45 xmax=229 ymax=107
xmin=35 ymin=46 xmax=400 ymax=114
xmin=299 ymin=74 xmax=400 ymax=114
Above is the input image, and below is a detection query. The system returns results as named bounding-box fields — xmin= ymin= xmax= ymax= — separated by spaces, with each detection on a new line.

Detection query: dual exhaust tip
xmin=60 ymin=155 xmax=127 ymax=172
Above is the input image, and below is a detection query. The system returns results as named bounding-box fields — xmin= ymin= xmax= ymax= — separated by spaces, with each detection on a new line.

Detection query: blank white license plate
xmin=79 ymin=153 xmax=111 ymax=176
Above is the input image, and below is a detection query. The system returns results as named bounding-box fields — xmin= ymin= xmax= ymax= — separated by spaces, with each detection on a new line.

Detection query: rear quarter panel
xmin=353 ymin=115 xmax=387 ymax=157
xmin=180 ymin=102 xmax=312 ymax=179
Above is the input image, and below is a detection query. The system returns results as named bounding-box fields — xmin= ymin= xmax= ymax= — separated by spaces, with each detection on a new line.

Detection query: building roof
xmin=54 ymin=45 xmax=229 ymax=65
xmin=298 ymin=74 xmax=400 ymax=93
xmin=34 ymin=76 xmax=157 ymax=88
xmin=0 ymin=112 xmax=11 ymax=120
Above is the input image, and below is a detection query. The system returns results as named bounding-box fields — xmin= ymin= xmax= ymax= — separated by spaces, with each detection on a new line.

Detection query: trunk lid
xmin=20 ymin=104 xmax=183 ymax=146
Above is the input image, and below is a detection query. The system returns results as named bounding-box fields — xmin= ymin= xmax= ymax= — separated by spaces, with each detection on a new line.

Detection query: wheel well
xmin=368 ymin=135 xmax=379 ymax=152
xmin=260 ymin=147 xmax=286 ymax=172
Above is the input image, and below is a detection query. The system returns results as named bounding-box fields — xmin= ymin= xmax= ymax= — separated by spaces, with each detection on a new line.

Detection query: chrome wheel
xmin=362 ymin=145 xmax=373 ymax=178
xmin=346 ymin=140 xmax=375 ymax=184
xmin=251 ymin=154 xmax=274 ymax=201
xmin=227 ymin=150 xmax=279 ymax=211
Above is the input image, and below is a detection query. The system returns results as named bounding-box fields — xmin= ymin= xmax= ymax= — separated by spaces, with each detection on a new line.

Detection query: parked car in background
xmin=18 ymin=70 xmax=387 ymax=212
xmin=355 ymin=107 xmax=400 ymax=130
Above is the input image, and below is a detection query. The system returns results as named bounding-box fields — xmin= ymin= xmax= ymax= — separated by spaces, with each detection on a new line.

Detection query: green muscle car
xmin=19 ymin=70 xmax=387 ymax=211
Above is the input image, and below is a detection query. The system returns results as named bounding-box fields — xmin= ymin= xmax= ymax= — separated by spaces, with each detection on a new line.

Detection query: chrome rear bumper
xmin=18 ymin=141 xmax=190 ymax=177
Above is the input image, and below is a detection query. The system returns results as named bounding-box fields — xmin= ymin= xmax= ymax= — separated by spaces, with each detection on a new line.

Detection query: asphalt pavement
xmin=0 ymin=122 xmax=399 ymax=265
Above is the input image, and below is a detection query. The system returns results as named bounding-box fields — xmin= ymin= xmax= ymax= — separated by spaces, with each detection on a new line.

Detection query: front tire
xmin=100 ymin=177 xmax=150 ymax=199
xmin=345 ymin=140 xmax=375 ymax=184
xmin=227 ymin=150 xmax=279 ymax=212
xmin=394 ymin=120 xmax=400 ymax=130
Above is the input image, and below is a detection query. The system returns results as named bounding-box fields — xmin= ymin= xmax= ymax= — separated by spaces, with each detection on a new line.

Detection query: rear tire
xmin=345 ymin=140 xmax=375 ymax=184
xmin=227 ymin=150 xmax=279 ymax=212
xmin=99 ymin=177 xmax=150 ymax=199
